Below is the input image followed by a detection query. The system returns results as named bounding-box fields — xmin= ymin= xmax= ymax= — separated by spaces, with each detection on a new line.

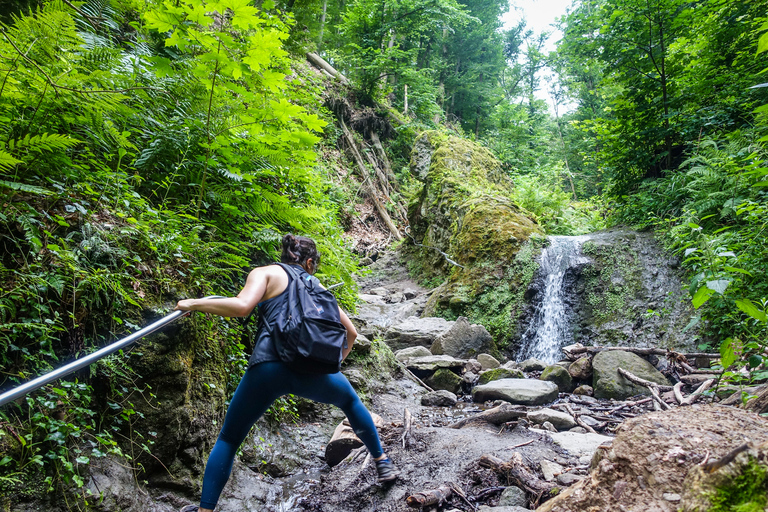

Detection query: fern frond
xmin=6 ymin=133 xmax=80 ymax=153
xmin=0 ymin=151 xmax=23 ymax=172
xmin=0 ymin=180 xmax=53 ymax=195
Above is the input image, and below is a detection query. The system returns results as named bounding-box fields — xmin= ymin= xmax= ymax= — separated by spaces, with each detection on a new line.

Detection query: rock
xmin=541 ymin=421 xmax=558 ymax=432
xmin=519 ymin=358 xmax=547 ymax=372
xmin=568 ymin=357 xmax=592 ymax=380
xmin=369 ymin=286 xmax=389 ymax=296
xmin=569 ymin=427 xmax=587 ymax=434
xmin=497 ymin=486 xmax=527 ymax=507
xmin=502 ymin=360 xmax=519 ymax=370
xmin=464 ymin=359 xmax=483 ymax=374
xmin=403 ymin=288 xmax=419 ymax=300
xmin=473 ymin=379 xmax=559 ymax=406
xmin=529 ymin=429 xmax=613 ymax=458
xmin=557 ymin=473 xmax=584 ymax=486
xmin=540 ymin=460 xmax=564 ymax=481
xmin=430 ymin=316 xmax=495 ymax=359
xmin=462 ymin=371 xmax=479 ymax=386
xmin=679 ymin=373 xmax=715 ymax=385
xmin=351 ymin=334 xmax=372 ymax=355
xmin=477 ymin=353 xmax=501 ymax=369
xmin=573 ymin=385 xmax=593 ymax=396
xmin=343 ymin=369 xmax=366 ymax=390
xmin=478 ymin=368 xmax=524 ymax=385
xmin=421 ymin=390 xmax=458 ymax=407
xmin=578 ymin=415 xmax=601 ymax=428
xmin=592 ymin=350 xmax=671 ymax=400
xmin=425 ymin=368 xmax=462 ymax=394
xmin=536 ymin=405 xmax=768 ymax=512
xmin=527 ymin=408 xmax=577 ymax=431
xmin=358 ymin=257 xmax=374 ymax=266
xmin=386 ymin=292 xmax=406 ymax=303
xmin=540 ymin=365 xmax=573 ymax=392
xmin=478 ymin=507 xmax=531 ymax=512
xmin=406 ymin=355 xmax=466 ymax=378
xmin=394 ymin=346 xmax=432 ymax=362
xmin=358 ymin=293 xmax=386 ymax=304
xmin=384 ymin=316 xmax=454 ymax=351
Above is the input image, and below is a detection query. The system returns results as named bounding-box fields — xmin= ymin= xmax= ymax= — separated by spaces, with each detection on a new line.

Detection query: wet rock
xmin=569 ymin=427 xmax=588 ymax=434
xmin=540 ymin=365 xmax=573 ymax=392
xmin=394 ymin=346 xmax=432 ymax=362
xmin=579 ymin=415 xmax=601 ymax=428
xmin=463 ymin=371 xmax=479 ymax=386
xmin=473 ymin=378 xmax=559 ymax=406
xmin=465 ymin=359 xmax=483 ymax=373
xmin=502 ymin=360 xmax=520 ymax=370
xmin=430 ymin=316 xmax=495 ymax=359
xmin=540 ymin=460 xmax=564 ymax=481
xmin=519 ymin=358 xmax=547 ymax=372
xmin=541 ymin=421 xmax=558 ymax=432
xmin=425 ymin=368 xmax=462 ymax=394
xmin=497 ymin=486 xmax=527 ymax=507
xmin=536 ymin=405 xmax=768 ymax=512
xmin=406 ymin=355 xmax=466 ymax=378
xmin=477 ymin=353 xmax=501 ymax=369
xmin=527 ymin=408 xmax=577 ymax=431
xmin=573 ymin=385 xmax=593 ymax=396
xmin=421 ymin=390 xmax=458 ymax=407
xmin=592 ymin=350 xmax=671 ymax=399
xmin=369 ymin=287 xmax=389 ymax=296
xmin=403 ymin=288 xmax=419 ymax=300
xmin=568 ymin=357 xmax=592 ymax=380
xmin=478 ymin=368 xmax=524 ymax=385
xmin=384 ymin=316 xmax=454 ymax=351
xmin=387 ymin=291 xmax=406 ymax=303
xmin=358 ymin=293 xmax=386 ymax=304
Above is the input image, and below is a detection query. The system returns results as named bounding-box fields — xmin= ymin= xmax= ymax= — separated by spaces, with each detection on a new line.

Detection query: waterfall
xmin=519 ymin=235 xmax=591 ymax=364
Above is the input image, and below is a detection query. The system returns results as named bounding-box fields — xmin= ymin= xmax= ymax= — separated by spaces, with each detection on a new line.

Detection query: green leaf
xmin=752 ymin=181 xmax=768 ymax=187
xmin=706 ymin=280 xmax=730 ymax=295
xmin=692 ymin=285 xmax=715 ymax=308
xmin=75 ymin=456 xmax=90 ymax=464
xmin=720 ymin=338 xmax=737 ymax=368
xmin=735 ymin=299 xmax=767 ymax=323
xmin=759 ymin=31 xmax=768 ymax=54
xmin=748 ymin=355 xmax=763 ymax=369
xmin=682 ymin=315 xmax=700 ymax=333
xmin=723 ymin=266 xmax=752 ymax=276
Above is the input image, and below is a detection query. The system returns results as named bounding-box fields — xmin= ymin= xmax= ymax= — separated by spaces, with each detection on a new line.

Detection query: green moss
xmin=707 ymin=458 xmax=768 ymax=512
xmin=581 ymin=240 xmax=642 ymax=326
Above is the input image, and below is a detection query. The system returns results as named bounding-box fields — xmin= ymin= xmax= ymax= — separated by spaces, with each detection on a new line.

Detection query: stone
xmin=557 ymin=473 xmax=584 ymax=486
xmin=358 ymin=293 xmax=386 ymax=305
xmin=421 ymin=390 xmax=458 ymax=407
xmin=497 ymin=486 xmax=527 ymax=507
xmin=540 ymin=460 xmax=564 ymax=481
xmin=369 ymin=287 xmax=389 ymax=296
xmin=502 ymin=360 xmax=519 ymax=370
xmin=403 ymin=288 xmax=419 ymax=300
xmin=540 ymin=365 xmax=573 ymax=392
xmin=430 ymin=316 xmax=495 ymax=359
xmin=351 ymin=334 xmax=372 ymax=355
xmin=529 ymin=429 xmax=613 ymax=458
xmin=519 ymin=358 xmax=547 ymax=372
xmin=425 ymin=368 xmax=462 ymax=394
xmin=386 ymin=292 xmax=406 ymax=304
xmin=592 ymin=350 xmax=672 ymax=399
xmin=541 ymin=421 xmax=558 ymax=432
xmin=527 ymin=408 xmax=577 ymax=431
xmin=394 ymin=346 xmax=432 ymax=362
xmin=579 ymin=415 xmax=601 ymax=428
xmin=573 ymin=385 xmax=594 ymax=396
xmin=463 ymin=371 xmax=479 ymax=385
xmin=465 ymin=359 xmax=483 ymax=374
xmin=478 ymin=507 xmax=531 ymax=512
xmin=477 ymin=353 xmax=501 ymax=369
xmin=568 ymin=357 xmax=592 ymax=380
xmin=569 ymin=427 xmax=588 ymax=434
xmin=384 ymin=316 xmax=454 ymax=351
xmin=406 ymin=355 xmax=466 ymax=378
xmin=478 ymin=368 xmax=524 ymax=385
xmin=343 ymin=369 xmax=366 ymax=390
xmin=473 ymin=379 xmax=559 ymax=406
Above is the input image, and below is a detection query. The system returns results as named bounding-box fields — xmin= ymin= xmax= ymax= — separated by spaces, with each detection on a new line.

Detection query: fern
xmin=0 ymin=180 xmax=52 ymax=195
xmin=5 ymin=133 xmax=80 ymax=153
xmin=0 ymin=151 xmax=22 ymax=172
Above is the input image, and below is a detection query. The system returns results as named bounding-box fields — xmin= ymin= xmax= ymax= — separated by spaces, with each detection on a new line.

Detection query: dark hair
xmin=281 ymin=234 xmax=320 ymax=266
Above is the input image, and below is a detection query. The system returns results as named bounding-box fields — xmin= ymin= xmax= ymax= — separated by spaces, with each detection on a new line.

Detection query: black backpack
xmin=268 ymin=263 xmax=348 ymax=374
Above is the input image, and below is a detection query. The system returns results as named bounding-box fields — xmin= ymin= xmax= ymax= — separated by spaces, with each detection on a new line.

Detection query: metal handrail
xmin=0 ymin=296 xmax=225 ymax=408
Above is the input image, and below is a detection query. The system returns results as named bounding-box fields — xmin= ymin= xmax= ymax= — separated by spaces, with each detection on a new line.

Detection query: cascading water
xmin=519 ymin=235 xmax=591 ymax=364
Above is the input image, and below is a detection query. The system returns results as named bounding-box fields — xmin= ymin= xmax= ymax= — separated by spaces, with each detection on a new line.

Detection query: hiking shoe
xmin=179 ymin=506 xmax=199 ymax=512
xmin=375 ymin=457 xmax=400 ymax=483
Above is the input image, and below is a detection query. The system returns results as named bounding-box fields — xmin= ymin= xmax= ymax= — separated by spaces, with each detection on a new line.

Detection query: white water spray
xmin=519 ymin=236 xmax=591 ymax=364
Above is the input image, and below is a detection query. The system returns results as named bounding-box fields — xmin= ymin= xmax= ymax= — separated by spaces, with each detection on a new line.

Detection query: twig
xmin=562 ymin=403 xmax=598 ymax=434
xmin=402 ymin=408 xmax=413 ymax=449
xmin=608 ymin=397 xmax=652 ymax=414
xmin=673 ymin=382 xmax=685 ymax=405
xmin=449 ymin=482 xmax=477 ymax=511
xmin=508 ymin=440 xmax=535 ymax=450
xmin=395 ymin=359 xmax=434 ymax=392
xmin=681 ymin=379 xmax=715 ymax=406
xmin=617 ymin=367 xmax=674 ymax=392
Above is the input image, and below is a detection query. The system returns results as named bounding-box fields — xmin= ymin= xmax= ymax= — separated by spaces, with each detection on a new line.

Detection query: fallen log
xmin=681 ymin=378 xmax=715 ymax=406
xmin=448 ymin=403 xmax=527 ymax=429
xmin=406 ymin=485 xmax=453 ymax=508
xmin=479 ymin=453 xmax=559 ymax=506
xmin=306 ymin=52 xmax=349 ymax=84
xmin=566 ymin=346 xmax=718 ymax=360
xmin=617 ymin=367 xmax=674 ymax=392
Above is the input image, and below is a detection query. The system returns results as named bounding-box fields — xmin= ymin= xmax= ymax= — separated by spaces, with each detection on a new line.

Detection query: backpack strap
xmin=274 ymin=262 xmax=316 ymax=291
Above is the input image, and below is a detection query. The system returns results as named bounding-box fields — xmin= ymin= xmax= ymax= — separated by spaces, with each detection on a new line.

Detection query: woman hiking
xmin=175 ymin=234 xmax=399 ymax=512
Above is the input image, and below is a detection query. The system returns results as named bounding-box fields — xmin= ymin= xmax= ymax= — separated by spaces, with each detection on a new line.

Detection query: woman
xmin=175 ymin=234 xmax=398 ymax=512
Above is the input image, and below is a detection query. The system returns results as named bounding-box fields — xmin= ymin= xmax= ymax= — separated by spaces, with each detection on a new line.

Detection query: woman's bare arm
xmin=175 ymin=267 xmax=270 ymax=317
xmin=339 ymin=307 xmax=357 ymax=360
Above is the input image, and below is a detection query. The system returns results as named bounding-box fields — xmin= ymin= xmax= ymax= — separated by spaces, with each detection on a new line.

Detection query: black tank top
xmin=247 ymin=264 xmax=309 ymax=368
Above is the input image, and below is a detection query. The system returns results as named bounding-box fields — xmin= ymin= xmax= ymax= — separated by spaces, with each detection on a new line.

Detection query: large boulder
xmin=536 ymin=405 xmax=768 ymax=512
xmin=540 ymin=365 xmax=573 ymax=393
xmin=472 ymin=378 xmax=559 ymax=406
xmin=478 ymin=367 xmax=524 ymax=385
xmin=406 ymin=355 xmax=466 ymax=378
xmin=383 ymin=316 xmax=454 ymax=351
xmin=592 ymin=350 xmax=671 ymax=399
xmin=527 ymin=408 xmax=577 ymax=431
xmin=394 ymin=345 xmax=432 ymax=362
xmin=425 ymin=368 xmax=462 ymax=394
xmin=430 ymin=316 xmax=496 ymax=359
xmin=568 ymin=357 xmax=592 ymax=380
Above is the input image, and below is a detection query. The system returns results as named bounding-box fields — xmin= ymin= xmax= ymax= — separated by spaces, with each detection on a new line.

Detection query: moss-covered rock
xmin=540 ymin=365 xmax=573 ymax=393
xmin=425 ymin=368 xmax=463 ymax=394
xmin=592 ymin=350 xmax=671 ymax=399
xmin=406 ymin=131 xmax=544 ymax=352
xmin=478 ymin=367 xmax=524 ymax=385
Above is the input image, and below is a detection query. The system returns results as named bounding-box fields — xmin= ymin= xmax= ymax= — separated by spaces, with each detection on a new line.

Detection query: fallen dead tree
xmin=448 ymin=403 xmax=527 ymax=429
xmin=479 ymin=453 xmax=560 ymax=507
xmin=406 ymin=485 xmax=453 ymax=508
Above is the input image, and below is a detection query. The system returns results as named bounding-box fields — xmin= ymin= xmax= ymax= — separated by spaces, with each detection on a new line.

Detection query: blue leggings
xmin=198 ymin=361 xmax=384 ymax=509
